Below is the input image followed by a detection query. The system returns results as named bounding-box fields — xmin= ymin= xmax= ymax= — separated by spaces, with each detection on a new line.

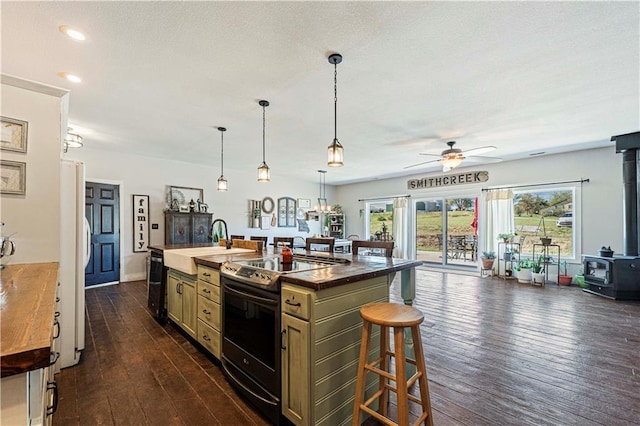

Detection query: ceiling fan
xmin=404 ymin=141 xmax=501 ymax=171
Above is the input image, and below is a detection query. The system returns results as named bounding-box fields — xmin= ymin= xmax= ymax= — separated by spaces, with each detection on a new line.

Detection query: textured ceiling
xmin=2 ymin=1 xmax=638 ymax=184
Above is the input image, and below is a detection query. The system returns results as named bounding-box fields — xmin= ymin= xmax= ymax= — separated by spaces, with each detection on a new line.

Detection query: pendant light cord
xmin=262 ymin=105 xmax=266 ymax=162
xmin=334 ymin=62 xmax=338 ymax=140
xmin=220 ymin=131 xmax=224 ymax=175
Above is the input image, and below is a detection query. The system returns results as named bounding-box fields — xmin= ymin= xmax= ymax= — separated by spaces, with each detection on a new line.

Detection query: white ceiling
xmin=2 ymin=1 xmax=638 ymax=185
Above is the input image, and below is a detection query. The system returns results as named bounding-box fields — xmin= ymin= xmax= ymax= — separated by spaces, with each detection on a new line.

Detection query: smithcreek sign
xmin=407 ymin=171 xmax=489 ymax=190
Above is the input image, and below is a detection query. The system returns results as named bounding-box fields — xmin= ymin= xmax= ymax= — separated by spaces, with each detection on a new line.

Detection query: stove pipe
xmin=612 ymin=131 xmax=640 ymax=257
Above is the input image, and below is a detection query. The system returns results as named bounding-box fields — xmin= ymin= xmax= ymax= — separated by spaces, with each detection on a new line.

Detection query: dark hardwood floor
xmin=53 ymin=269 xmax=640 ymax=425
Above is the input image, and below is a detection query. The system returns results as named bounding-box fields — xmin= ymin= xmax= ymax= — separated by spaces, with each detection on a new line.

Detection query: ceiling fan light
xmin=327 ymin=139 xmax=343 ymax=167
xmin=440 ymin=155 xmax=464 ymax=169
xmin=217 ymin=175 xmax=228 ymax=192
xmin=257 ymin=162 xmax=270 ymax=182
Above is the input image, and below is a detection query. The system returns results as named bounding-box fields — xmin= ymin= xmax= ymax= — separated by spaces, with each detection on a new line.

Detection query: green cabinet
xmin=167 ymin=270 xmax=196 ymax=337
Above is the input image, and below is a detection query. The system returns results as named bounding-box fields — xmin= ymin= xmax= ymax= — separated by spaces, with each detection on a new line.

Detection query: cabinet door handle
xmin=202 ymin=309 xmax=211 ymax=315
xmin=203 ymin=334 xmax=211 ymax=342
xmin=202 ymin=288 xmax=211 ymax=294
xmin=177 ymin=283 xmax=182 ymax=294
xmin=202 ymin=272 xmax=211 ymax=277
xmin=53 ymin=319 xmax=60 ymax=339
xmin=49 ymin=351 xmax=60 ymax=366
xmin=46 ymin=381 xmax=58 ymax=415
xmin=281 ymin=329 xmax=287 ymax=350
xmin=285 ymin=299 xmax=301 ymax=307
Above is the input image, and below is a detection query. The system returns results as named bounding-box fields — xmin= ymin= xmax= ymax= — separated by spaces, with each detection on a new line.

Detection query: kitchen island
xmin=157 ymin=246 xmax=421 ymax=426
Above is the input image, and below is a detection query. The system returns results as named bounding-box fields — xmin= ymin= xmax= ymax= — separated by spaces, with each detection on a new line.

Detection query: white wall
xmin=0 ymin=79 xmax=68 ymax=264
xmin=64 ymin=148 xmax=329 ymax=281
xmin=335 ymin=146 xmax=623 ymax=267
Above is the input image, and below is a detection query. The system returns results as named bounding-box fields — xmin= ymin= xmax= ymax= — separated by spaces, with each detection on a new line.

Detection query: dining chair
xmin=352 ymin=240 xmax=394 ymax=258
xmin=305 ymin=237 xmax=335 ymax=253
xmin=230 ymin=234 xmax=245 ymax=241
xmin=273 ymin=237 xmax=294 ymax=248
xmin=250 ymin=236 xmax=268 ymax=250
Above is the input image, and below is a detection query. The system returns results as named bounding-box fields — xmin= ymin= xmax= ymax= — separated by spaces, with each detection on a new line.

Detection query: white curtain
xmin=483 ymin=189 xmax=515 ymax=272
xmin=392 ymin=197 xmax=408 ymax=258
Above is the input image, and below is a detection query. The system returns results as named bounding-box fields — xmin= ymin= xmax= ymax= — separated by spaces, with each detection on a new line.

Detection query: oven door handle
xmin=221 ymin=361 xmax=278 ymax=407
xmin=224 ymin=284 xmax=278 ymax=306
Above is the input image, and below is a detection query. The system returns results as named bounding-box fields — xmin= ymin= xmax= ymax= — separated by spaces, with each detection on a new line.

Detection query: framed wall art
xmin=132 ymin=194 xmax=150 ymax=252
xmin=1 ymin=116 xmax=28 ymax=153
xmin=167 ymin=185 xmax=203 ymax=210
xmin=0 ymin=160 xmax=26 ymax=195
xmin=277 ymin=197 xmax=296 ymax=227
xmin=297 ymin=198 xmax=311 ymax=209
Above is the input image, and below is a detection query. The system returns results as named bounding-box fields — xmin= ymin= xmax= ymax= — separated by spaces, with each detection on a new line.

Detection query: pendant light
xmin=327 ymin=53 xmax=344 ymax=167
xmin=317 ymin=170 xmax=329 ymax=211
xmin=257 ymin=100 xmax=270 ymax=182
xmin=216 ymin=127 xmax=228 ymax=192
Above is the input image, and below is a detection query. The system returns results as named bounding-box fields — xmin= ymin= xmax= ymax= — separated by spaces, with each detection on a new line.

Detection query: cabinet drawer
xmin=197 ymin=319 xmax=221 ymax=359
xmin=197 ymin=296 xmax=220 ymax=330
xmin=197 ymin=280 xmax=220 ymax=303
xmin=198 ymin=266 xmax=219 ymax=285
xmin=282 ymin=286 xmax=311 ymax=320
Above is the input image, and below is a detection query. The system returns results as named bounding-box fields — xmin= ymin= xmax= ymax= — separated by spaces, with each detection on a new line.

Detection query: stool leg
xmin=411 ymin=326 xmax=434 ymax=426
xmin=379 ymin=325 xmax=389 ymax=418
xmin=352 ymin=320 xmax=372 ymax=426
xmin=394 ymin=326 xmax=409 ymax=426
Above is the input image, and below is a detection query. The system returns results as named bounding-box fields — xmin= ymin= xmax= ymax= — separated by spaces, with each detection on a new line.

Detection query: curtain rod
xmin=358 ymin=194 xmax=411 ymax=202
xmin=481 ymin=178 xmax=590 ymax=192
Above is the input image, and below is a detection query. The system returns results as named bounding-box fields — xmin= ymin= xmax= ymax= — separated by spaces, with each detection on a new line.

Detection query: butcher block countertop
xmin=0 ymin=262 xmax=58 ymax=377
xmin=194 ymin=249 xmax=422 ymax=291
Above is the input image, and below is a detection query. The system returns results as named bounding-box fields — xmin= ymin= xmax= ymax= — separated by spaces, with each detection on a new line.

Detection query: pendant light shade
xmin=217 ymin=127 xmax=228 ymax=192
xmin=328 ymin=53 xmax=344 ymax=167
xmin=257 ymin=100 xmax=271 ymax=182
xmin=316 ymin=170 xmax=330 ymax=212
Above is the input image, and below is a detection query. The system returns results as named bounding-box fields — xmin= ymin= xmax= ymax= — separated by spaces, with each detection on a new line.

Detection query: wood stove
xmin=583 ymin=131 xmax=640 ymax=300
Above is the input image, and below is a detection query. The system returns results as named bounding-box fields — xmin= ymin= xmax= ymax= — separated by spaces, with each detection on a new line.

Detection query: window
xmin=513 ymin=187 xmax=576 ymax=258
xmin=365 ymin=201 xmax=393 ymax=240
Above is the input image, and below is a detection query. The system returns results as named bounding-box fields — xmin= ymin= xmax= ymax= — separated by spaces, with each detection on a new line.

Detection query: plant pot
xmin=541 ymin=237 xmax=552 ymax=246
xmin=502 ymin=238 xmax=509 ymax=243
xmin=559 ymin=274 xmax=572 ymax=285
xmin=575 ymin=275 xmax=588 ymax=288
xmin=532 ymin=272 xmax=545 ymax=285
xmin=481 ymin=258 xmax=495 ymax=270
xmin=518 ymin=268 xmax=532 ymax=283
xmin=504 ymin=252 xmax=513 ymax=261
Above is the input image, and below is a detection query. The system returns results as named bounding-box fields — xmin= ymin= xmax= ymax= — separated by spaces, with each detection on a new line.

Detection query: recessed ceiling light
xmin=59 ymin=25 xmax=86 ymax=41
xmin=58 ymin=72 xmax=82 ymax=83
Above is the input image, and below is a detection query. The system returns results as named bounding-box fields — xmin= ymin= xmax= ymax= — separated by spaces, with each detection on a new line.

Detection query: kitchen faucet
xmin=210 ymin=219 xmax=231 ymax=249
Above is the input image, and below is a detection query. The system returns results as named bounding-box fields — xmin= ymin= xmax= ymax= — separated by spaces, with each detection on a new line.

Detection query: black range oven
xmin=219 ymin=254 xmax=349 ymax=425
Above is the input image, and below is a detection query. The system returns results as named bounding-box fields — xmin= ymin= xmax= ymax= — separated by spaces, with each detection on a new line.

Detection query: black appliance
xmin=147 ymin=249 xmax=168 ymax=323
xmin=583 ymin=131 xmax=640 ymax=300
xmin=219 ymin=253 xmax=349 ymax=425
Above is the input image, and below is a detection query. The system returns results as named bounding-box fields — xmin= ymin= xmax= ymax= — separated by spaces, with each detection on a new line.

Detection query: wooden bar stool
xmin=352 ymin=303 xmax=433 ymax=426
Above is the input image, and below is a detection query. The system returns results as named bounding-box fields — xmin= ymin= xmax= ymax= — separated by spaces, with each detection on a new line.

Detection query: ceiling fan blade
xmin=418 ymin=153 xmax=442 ymax=157
xmin=403 ymin=158 xmax=440 ymax=169
xmin=464 ymin=155 xmax=503 ymax=163
xmin=462 ymin=146 xmax=497 ymax=156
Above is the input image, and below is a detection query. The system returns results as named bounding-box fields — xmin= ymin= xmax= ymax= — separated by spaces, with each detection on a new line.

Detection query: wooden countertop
xmin=194 ymin=249 xmax=422 ymax=291
xmin=1 ymin=263 xmax=58 ymax=377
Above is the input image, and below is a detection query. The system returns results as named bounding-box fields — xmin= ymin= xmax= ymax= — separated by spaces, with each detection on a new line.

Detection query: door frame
xmin=86 ymin=178 xmax=124 ymax=285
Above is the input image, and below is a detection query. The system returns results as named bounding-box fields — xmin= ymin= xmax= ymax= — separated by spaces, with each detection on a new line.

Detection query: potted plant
xmin=516 ymin=258 xmax=532 ymax=283
xmin=559 ymin=261 xmax=572 ymax=285
xmin=531 ymin=255 xmax=545 ymax=285
xmin=497 ymin=232 xmax=515 ymax=243
xmin=481 ymin=251 xmax=496 ymax=270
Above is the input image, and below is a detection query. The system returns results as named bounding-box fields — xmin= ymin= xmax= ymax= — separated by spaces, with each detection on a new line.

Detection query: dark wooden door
xmin=85 ymin=182 xmax=120 ymax=286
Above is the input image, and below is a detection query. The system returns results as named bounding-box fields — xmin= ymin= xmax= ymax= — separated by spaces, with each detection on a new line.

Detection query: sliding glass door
xmin=415 ymin=196 xmax=477 ymax=267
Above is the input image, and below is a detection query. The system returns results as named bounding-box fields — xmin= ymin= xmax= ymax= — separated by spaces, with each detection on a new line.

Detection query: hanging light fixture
xmin=317 ymin=170 xmax=330 ymax=211
xmin=63 ymin=128 xmax=83 ymax=153
xmin=257 ymin=100 xmax=270 ymax=182
xmin=327 ymin=53 xmax=344 ymax=167
xmin=216 ymin=127 xmax=228 ymax=192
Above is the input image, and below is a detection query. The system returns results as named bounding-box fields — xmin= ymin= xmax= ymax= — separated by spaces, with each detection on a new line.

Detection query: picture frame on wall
xmin=0 ymin=160 xmax=26 ymax=195
xmin=132 ymin=194 xmax=150 ymax=252
xmin=168 ymin=185 xmax=204 ymax=210
xmin=1 ymin=116 xmax=28 ymax=153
